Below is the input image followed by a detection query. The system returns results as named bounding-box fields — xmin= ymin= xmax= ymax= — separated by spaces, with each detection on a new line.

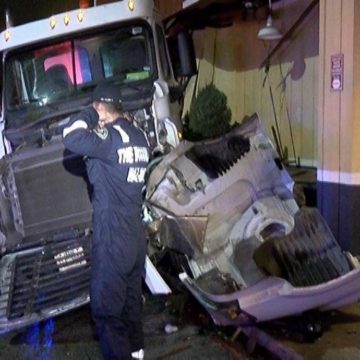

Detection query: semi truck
xmin=0 ymin=0 xmax=195 ymax=332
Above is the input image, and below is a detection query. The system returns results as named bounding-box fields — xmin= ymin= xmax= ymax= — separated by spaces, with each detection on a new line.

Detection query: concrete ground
xmin=0 ymin=290 xmax=359 ymax=360
xmin=0 ymin=293 xmax=247 ymax=360
xmin=283 ymin=303 xmax=360 ymax=360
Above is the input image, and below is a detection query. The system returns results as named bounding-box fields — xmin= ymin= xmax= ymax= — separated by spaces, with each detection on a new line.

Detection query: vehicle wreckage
xmin=0 ymin=0 xmax=359 ymax=335
xmin=145 ymin=113 xmax=360 ymax=327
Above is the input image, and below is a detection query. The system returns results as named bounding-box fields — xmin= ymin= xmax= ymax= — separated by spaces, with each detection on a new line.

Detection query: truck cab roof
xmin=0 ymin=0 xmax=156 ymax=52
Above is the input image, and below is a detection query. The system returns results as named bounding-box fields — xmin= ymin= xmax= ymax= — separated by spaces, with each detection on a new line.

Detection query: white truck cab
xmin=0 ymin=0 xmax=195 ymax=156
xmin=0 ymin=0 xmax=196 ymax=333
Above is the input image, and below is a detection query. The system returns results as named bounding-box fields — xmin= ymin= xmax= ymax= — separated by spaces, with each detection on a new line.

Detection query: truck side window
xmin=43 ymin=44 xmax=92 ymax=85
xmin=77 ymin=47 xmax=92 ymax=83
xmin=44 ymin=64 xmax=72 ymax=93
xmin=155 ymin=24 xmax=170 ymax=80
xmin=6 ymin=63 xmax=21 ymax=108
xmin=100 ymin=35 xmax=150 ymax=82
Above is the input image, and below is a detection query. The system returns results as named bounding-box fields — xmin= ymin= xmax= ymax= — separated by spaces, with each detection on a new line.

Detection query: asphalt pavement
xmin=0 ymin=291 xmax=359 ymax=360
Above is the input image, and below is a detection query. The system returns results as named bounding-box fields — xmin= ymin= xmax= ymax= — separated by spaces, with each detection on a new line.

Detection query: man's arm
xmin=63 ymin=106 xmax=111 ymax=158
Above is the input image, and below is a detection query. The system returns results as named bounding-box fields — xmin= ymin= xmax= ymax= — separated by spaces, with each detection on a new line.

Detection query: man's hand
xmin=97 ymin=119 xmax=106 ymax=130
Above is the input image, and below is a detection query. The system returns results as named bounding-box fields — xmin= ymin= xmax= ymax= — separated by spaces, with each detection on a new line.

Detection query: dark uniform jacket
xmin=63 ymin=106 xmax=150 ymax=272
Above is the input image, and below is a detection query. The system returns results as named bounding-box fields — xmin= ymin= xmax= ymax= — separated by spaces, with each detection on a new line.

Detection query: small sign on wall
xmin=331 ymin=53 xmax=344 ymax=91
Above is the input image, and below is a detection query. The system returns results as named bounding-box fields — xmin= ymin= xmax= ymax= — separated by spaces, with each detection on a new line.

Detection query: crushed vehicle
xmin=145 ymin=113 xmax=360 ymax=328
xmin=0 ymin=0 xmax=358 ymax=337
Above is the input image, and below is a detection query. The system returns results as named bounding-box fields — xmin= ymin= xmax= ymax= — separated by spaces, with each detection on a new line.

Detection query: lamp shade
xmin=257 ymin=15 xmax=282 ymax=41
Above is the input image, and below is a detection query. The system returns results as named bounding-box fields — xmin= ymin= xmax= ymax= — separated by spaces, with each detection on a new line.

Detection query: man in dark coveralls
xmin=63 ymin=82 xmax=150 ymax=359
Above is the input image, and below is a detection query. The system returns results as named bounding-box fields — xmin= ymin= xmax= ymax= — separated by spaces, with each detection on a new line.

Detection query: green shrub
xmin=187 ymin=83 xmax=231 ymax=140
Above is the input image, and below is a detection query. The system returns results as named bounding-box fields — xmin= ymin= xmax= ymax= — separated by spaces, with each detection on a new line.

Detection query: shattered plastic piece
xmin=164 ymin=324 xmax=179 ymax=334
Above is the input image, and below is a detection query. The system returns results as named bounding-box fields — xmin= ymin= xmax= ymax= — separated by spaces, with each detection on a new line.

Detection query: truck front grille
xmin=6 ymin=141 xmax=92 ymax=247
xmin=7 ymin=237 xmax=91 ymax=319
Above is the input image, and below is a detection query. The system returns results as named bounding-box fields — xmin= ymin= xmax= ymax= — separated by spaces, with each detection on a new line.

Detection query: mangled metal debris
xmin=145 ymin=113 xmax=360 ymax=326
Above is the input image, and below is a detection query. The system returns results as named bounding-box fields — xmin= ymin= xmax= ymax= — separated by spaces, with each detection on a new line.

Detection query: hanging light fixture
xmin=257 ymin=0 xmax=282 ymax=40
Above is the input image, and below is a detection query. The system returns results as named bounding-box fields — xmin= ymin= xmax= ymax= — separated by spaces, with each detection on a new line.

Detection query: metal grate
xmin=6 ymin=141 xmax=92 ymax=245
xmin=255 ymin=208 xmax=352 ymax=287
xmin=8 ymin=237 xmax=91 ymax=319
xmin=185 ymin=133 xmax=251 ymax=179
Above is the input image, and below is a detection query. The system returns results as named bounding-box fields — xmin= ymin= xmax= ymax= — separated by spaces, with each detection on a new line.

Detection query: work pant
xmin=90 ymin=212 xmax=146 ymax=359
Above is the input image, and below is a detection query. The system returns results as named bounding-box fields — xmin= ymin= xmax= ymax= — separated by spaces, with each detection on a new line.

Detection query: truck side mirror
xmin=168 ymin=31 xmax=197 ymax=79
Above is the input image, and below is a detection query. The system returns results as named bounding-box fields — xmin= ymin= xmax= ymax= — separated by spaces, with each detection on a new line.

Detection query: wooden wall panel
xmin=185 ymin=0 xmax=319 ymax=166
xmin=155 ymin=0 xmax=182 ymax=18
xmin=184 ymin=55 xmax=318 ymax=166
xmin=318 ymin=0 xmax=360 ymax=179
xmin=353 ymin=2 xmax=360 ymax=171
xmin=319 ymin=0 xmax=342 ymax=182
xmin=340 ymin=1 xmax=355 ymax=177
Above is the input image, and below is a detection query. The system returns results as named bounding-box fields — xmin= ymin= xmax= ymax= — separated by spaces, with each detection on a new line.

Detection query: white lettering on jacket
xmin=127 ymin=167 xmax=147 ymax=183
xmin=118 ymin=147 xmax=134 ymax=164
xmin=117 ymin=146 xmax=149 ymax=164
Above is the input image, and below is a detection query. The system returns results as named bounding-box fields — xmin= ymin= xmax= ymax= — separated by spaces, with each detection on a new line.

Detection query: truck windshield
xmin=5 ymin=24 xmax=154 ymax=115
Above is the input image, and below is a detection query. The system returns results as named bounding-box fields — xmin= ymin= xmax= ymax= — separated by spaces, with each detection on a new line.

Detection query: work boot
xmin=131 ymin=349 xmax=144 ymax=359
